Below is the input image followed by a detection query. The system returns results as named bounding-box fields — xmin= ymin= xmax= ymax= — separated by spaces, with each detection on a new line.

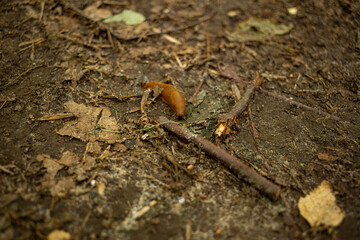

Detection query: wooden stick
xmin=219 ymin=82 xmax=256 ymax=122
xmin=259 ymin=88 xmax=341 ymax=121
xmin=158 ymin=116 xmax=281 ymax=201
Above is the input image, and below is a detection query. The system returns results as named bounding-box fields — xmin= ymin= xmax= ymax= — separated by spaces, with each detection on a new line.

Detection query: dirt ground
xmin=0 ymin=0 xmax=359 ymax=239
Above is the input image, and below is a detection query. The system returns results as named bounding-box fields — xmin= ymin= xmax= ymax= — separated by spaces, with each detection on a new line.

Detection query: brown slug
xmin=143 ymin=81 xmax=185 ymax=118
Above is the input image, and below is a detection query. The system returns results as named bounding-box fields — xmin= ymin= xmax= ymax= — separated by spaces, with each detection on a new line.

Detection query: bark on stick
xmin=158 ymin=116 xmax=281 ymax=201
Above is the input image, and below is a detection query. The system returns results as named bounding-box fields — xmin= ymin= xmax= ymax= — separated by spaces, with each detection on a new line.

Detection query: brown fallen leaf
xmin=96 ymin=108 xmax=121 ymax=143
xmin=57 ymin=101 xmax=119 ymax=143
xmin=298 ymin=180 xmax=344 ymax=228
xmin=58 ymin=151 xmax=80 ymax=167
xmin=50 ymin=177 xmax=75 ymax=197
xmin=57 ymin=101 xmax=101 ymax=141
xmin=36 ymin=154 xmax=63 ymax=180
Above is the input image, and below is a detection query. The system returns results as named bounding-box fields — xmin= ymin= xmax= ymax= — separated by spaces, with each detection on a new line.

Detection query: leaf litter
xmin=1 ymin=0 xmax=360 ymax=239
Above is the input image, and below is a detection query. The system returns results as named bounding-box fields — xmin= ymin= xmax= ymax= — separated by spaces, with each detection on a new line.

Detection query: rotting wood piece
xmin=158 ymin=116 xmax=281 ymax=201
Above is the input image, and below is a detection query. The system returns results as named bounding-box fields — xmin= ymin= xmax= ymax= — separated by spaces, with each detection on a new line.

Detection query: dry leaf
xmin=36 ymin=154 xmax=63 ymax=180
xmin=96 ymin=108 xmax=120 ymax=143
xmin=58 ymin=151 xmax=80 ymax=167
xmin=113 ymin=143 xmax=127 ymax=152
xmin=83 ymin=1 xmax=112 ymax=21
xmin=298 ymin=180 xmax=344 ymax=228
xmin=214 ymin=122 xmax=226 ymax=137
xmin=50 ymin=177 xmax=75 ymax=197
xmin=64 ymin=68 xmax=88 ymax=82
xmin=87 ymin=142 xmax=102 ymax=154
xmin=317 ymin=152 xmax=337 ymax=162
xmin=47 ymin=230 xmax=71 ymax=240
xmin=57 ymin=101 xmax=119 ymax=143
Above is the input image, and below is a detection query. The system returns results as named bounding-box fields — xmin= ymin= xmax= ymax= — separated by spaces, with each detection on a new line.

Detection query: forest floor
xmin=0 ymin=0 xmax=359 ymax=239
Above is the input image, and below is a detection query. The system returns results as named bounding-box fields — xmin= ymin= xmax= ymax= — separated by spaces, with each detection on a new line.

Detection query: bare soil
xmin=0 ymin=0 xmax=359 ymax=239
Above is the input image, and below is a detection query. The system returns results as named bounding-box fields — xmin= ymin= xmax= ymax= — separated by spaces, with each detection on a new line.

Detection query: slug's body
xmin=144 ymin=81 xmax=185 ymax=118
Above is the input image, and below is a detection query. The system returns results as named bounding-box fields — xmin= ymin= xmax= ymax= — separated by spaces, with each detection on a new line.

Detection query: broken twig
xmin=101 ymin=94 xmax=142 ymax=101
xmin=259 ymin=88 xmax=341 ymax=121
xmin=154 ymin=143 xmax=195 ymax=178
xmin=158 ymin=116 xmax=281 ymax=201
xmin=219 ymin=82 xmax=256 ymax=122
xmin=188 ymin=70 xmax=207 ymax=104
xmin=0 ymin=65 xmax=42 ymax=90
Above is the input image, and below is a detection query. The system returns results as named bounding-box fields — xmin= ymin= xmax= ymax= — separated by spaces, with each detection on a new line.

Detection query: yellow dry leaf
xmin=47 ymin=230 xmax=71 ymax=240
xmin=298 ymin=180 xmax=344 ymax=228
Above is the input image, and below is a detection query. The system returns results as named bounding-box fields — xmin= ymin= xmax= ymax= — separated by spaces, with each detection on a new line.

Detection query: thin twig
xmin=0 ymin=165 xmax=15 ymax=175
xmin=136 ymin=121 xmax=178 ymax=132
xmin=57 ymin=33 xmax=102 ymax=50
xmin=259 ymin=88 xmax=341 ymax=121
xmin=0 ymin=100 xmax=8 ymax=110
xmin=0 ymin=65 xmax=42 ymax=90
xmin=219 ymin=82 xmax=256 ymax=122
xmin=188 ymin=70 xmax=207 ymax=104
xmin=101 ymin=94 xmax=142 ymax=100
xmin=160 ymin=147 xmax=195 ymax=178
xmin=188 ymin=78 xmax=204 ymax=104
xmin=150 ymin=140 xmax=196 ymax=178
xmin=158 ymin=116 xmax=281 ymax=201
xmin=39 ymin=0 xmax=45 ymax=21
